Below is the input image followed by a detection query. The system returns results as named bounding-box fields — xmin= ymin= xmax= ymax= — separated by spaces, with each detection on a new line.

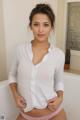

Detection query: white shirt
xmin=8 ymin=41 xmax=65 ymax=112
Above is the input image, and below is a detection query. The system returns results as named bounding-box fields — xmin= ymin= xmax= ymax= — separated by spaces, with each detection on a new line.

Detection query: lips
xmin=38 ymin=34 xmax=45 ymax=37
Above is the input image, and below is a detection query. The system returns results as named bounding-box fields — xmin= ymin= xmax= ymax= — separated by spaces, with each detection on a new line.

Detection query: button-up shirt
xmin=8 ymin=41 xmax=65 ymax=112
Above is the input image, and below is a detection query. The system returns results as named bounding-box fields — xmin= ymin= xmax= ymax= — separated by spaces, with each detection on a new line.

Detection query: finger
xmin=18 ymin=103 xmax=26 ymax=109
xmin=47 ymin=97 xmax=57 ymax=103
xmin=47 ymin=99 xmax=55 ymax=104
xmin=48 ymin=102 xmax=57 ymax=109
xmin=20 ymin=97 xmax=27 ymax=105
xmin=20 ymin=96 xmax=26 ymax=102
xmin=48 ymin=101 xmax=57 ymax=106
xmin=21 ymin=102 xmax=26 ymax=108
xmin=48 ymin=102 xmax=54 ymax=106
xmin=18 ymin=99 xmax=26 ymax=108
xmin=21 ymin=100 xmax=26 ymax=106
xmin=48 ymin=105 xmax=56 ymax=112
xmin=48 ymin=104 xmax=56 ymax=110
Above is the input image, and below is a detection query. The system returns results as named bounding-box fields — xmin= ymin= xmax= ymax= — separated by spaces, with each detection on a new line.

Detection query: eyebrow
xmin=33 ymin=21 xmax=50 ymax=24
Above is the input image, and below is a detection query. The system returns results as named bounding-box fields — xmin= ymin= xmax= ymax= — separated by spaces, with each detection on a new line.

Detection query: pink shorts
xmin=20 ymin=103 xmax=63 ymax=120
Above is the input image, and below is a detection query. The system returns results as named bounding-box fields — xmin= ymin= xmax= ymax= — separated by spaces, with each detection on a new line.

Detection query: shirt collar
xmin=30 ymin=41 xmax=53 ymax=52
xmin=26 ymin=41 xmax=54 ymax=61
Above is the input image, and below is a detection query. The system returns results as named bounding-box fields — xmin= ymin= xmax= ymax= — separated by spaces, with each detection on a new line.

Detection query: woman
xmin=8 ymin=3 xmax=67 ymax=120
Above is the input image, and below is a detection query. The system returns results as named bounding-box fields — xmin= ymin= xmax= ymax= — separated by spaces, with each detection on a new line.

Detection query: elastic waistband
xmin=20 ymin=103 xmax=63 ymax=120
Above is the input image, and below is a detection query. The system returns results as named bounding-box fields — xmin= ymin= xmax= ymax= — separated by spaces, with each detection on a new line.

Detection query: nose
xmin=38 ymin=25 xmax=44 ymax=33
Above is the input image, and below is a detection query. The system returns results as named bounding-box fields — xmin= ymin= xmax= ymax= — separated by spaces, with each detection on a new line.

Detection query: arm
xmin=48 ymin=51 xmax=65 ymax=111
xmin=9 ymin=83 xmax=26 ymax=110
xmin=9 ymin=83 xmax=18 ymax=100
xmin=8 ymin=46 xmax=19 ymax=99
xmin=8 ymin=46 xmax=26 ymax=110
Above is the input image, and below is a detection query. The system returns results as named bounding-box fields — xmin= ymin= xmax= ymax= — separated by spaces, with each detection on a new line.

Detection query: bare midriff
xmin=24 ymin=107 xmax=55 ymax=117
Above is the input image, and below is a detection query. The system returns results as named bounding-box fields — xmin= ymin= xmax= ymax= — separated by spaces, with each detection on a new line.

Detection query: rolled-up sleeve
xmin=54 ymin=52 xmax=65 ymax=92
xmin=8 ymin=46 xmax=19 ymax=84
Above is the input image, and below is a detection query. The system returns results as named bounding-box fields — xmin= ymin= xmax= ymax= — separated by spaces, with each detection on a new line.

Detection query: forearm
xmin=9 ymin=83 xmax=19 ymax=100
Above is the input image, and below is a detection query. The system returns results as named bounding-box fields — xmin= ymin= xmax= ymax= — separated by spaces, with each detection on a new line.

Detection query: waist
xmin=23 ymin=102 xmax=63 ymax=117
xmin=23 ymin=97 xmax=58 ymax=116
xmin=24 ymin=107 xmax=54 ymax=117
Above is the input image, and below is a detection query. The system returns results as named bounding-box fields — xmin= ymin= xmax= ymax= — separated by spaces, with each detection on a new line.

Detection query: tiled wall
xmin=66 ymin=2 xmax=80 ymax=50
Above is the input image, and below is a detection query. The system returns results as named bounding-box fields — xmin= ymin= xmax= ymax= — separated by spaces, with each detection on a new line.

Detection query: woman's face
xmin=30 ymin=13 xmax=53 ymax=42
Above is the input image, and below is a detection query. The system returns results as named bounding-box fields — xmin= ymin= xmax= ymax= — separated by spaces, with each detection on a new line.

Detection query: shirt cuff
xmin=8 ymin=76 xmax=17 ymax=84
xmin=55 ymin=82 xmax=64 ymax=91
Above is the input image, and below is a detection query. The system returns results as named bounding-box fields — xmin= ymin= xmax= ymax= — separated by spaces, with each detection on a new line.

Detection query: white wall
xmin=64 ymin=72 xmax=80 ymax=120
xmin=70 ymin=50 xmax=80 ymax=70
xmin=2 ymin=0 xmax=57 ymax=73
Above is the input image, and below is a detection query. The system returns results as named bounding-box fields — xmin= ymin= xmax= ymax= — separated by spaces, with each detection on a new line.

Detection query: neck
xmin=31 ymin=39 xmax=50 ymax=49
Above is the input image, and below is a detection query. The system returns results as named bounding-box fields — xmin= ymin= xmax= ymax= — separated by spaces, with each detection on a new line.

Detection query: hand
xmin=47 ymin=96 xmax=63 ymax=111
xmin=15 ymin=94 xmax=27 ymax=111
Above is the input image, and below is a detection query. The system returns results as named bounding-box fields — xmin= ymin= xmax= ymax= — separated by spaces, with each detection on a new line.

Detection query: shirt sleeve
xmin=54 ymin=52 xmax=65 ymax=92
xmin=8 ymin=46 xmax=19 ymax=84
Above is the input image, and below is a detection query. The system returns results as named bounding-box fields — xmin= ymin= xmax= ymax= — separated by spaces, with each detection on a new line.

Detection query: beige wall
xmin=0 ymin=0 xmax=7 ymax=81
xmin=56 ymin=0 xmax=66 ymax=51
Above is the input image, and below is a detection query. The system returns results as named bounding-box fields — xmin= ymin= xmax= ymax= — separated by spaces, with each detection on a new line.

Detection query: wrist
xmin=58 ymin=95 xmax=63 ymax=102
xmin=56 ymin=90 xmax=64 ymax=101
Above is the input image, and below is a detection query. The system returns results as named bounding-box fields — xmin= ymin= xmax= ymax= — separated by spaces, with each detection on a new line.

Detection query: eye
xmin=33 ymin=23 xmax=39 ymax=26
xmin=44 ymin=23 xmax=50 ymax=27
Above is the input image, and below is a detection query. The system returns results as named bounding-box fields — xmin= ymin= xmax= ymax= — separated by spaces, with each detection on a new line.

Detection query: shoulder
xmin=13 ymin=41 xmax=30 ymax=57
xmin=16 ymin=41 xmax=30 ymax=48
xmin=51 ymin=45 xmax=65 ymax=61
xmin=15 ymin=41 xmax=30 ymax=51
